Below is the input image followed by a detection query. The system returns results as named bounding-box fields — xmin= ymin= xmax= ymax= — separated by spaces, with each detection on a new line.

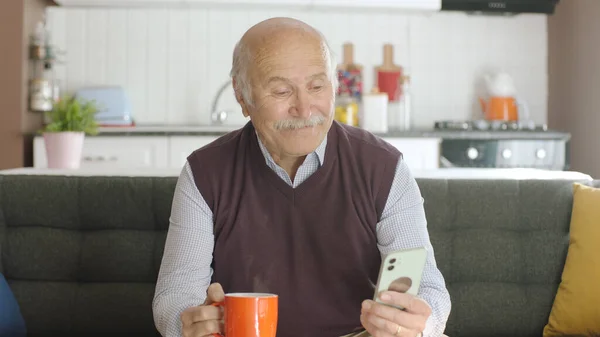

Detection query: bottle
xmin=335 ymin=94 xmax=359 ymax=127
xmin=399 ymin=76 xmax=412 ymax=131
xmin=29 ymin=17 xmax=57 ymax=113
xmin=30 ymin=62 xmax=54 ymax=112
xmin=360 ymin=87 xmax=388 ymax=133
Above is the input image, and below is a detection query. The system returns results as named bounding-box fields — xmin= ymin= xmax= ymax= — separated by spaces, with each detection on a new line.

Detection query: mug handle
xmin=210 ymin=302 xmax=225 ymax=337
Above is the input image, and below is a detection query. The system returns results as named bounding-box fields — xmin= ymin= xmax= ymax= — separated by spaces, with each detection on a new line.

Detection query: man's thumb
xmin=204 ymin=283 xmax=225 ymax=305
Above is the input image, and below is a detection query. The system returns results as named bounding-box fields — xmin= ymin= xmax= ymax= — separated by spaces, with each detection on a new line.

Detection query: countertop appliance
xmin=441 ymin=0 xmax=559 ymax=14
xmin=435 ymin=120 xmax=570 ymax=170
xmin=74 ymin=86 xmax=134 ymax=127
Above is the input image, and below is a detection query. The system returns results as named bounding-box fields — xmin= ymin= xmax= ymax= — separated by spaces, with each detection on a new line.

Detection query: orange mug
xmin=212 ymin=293 xmax=278 ymax=337
xmin=479 ymin=96 xmax=518 ymax=121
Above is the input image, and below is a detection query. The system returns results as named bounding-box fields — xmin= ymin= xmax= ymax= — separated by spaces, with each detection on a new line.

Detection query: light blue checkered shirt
xmin=153 ymin=133 xmax=451 ymax=337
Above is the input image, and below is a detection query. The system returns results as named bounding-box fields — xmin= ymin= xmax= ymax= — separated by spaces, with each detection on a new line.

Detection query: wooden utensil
xmin=375 ymin=44 xmax=403 ymax=102
xmin=337 ymin=43 xmax=363 ymax=98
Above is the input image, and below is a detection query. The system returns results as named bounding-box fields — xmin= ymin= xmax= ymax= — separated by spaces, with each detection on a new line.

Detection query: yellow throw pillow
xmin=544 ymin=182 xmax=600 ymax=336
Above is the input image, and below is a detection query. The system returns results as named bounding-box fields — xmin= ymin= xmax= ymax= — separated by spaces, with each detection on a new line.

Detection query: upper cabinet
xmin=53 ymin=0 xmax=180 ymax=6
xmin=53 ymin=0 xmax=440 ymax=11
xmin=310 ymin=0 xmax=441 ymax=11
xmin=53 ymin=0 xmax=558 ymax=14
xmin=53 ymin=0 xmax=312 ymax=7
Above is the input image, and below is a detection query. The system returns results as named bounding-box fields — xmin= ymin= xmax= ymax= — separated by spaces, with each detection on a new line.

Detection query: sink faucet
xmin=210 ymin=79 xmax=233 ymax=124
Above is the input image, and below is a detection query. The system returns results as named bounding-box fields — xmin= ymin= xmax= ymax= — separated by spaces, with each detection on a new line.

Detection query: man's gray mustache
xmin=274 ymin=116 xmax=326 ymax=130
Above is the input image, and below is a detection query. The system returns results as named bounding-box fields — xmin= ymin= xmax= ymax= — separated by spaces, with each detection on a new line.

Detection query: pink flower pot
xmin=43 ymin=132 xmax=85 ymax=169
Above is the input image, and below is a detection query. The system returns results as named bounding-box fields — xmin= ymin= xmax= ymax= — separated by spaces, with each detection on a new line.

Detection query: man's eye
xmin=274 ymin=90 xmax=290 ymax=96
xmin=312 ymin=85 xmax=323 ymax=90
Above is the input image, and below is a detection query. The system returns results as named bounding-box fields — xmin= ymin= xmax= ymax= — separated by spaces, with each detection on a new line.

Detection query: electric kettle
xmin=479 ymin=72 xmax=529 ymax=122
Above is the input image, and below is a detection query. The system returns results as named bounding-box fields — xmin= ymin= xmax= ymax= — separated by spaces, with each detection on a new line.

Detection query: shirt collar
xmin=256 ymin=131 xmax=328 ymax=166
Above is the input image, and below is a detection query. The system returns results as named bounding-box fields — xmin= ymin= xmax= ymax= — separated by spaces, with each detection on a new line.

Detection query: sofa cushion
xmin=543 ymin=182 xmax=600 ymax=336
xmin=0 ymin=175 xmax=169 ymax=337
xmin=419 ymin=179 xmax=582 ymax=337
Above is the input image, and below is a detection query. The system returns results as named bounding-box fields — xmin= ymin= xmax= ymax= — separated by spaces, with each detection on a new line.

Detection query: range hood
xmin=441 ymin=0 xmax=559 ymax=14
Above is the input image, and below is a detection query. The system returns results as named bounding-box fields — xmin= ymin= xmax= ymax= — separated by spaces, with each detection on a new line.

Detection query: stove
xmin=434 ymin=120 xmax=570 ymax=170
xmin=434 ymin=119 xmax=548 ymax=132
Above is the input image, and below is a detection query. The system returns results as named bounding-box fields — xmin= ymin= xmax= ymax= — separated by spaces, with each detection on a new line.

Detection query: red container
xmin=375 ymin=44 xmax=403 ymax=102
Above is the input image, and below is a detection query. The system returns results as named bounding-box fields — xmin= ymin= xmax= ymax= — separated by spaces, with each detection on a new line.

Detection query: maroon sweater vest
xmin=187 ymin=121 xmax=401 ymax=337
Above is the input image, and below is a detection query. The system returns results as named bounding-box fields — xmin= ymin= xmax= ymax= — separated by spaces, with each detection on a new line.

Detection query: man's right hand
xmin=181 ymin=283 xmax=225 ymax=337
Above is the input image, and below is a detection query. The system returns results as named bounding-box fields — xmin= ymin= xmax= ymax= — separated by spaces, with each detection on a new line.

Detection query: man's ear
xmin=232 ymin=78 xmax=251 ymax=118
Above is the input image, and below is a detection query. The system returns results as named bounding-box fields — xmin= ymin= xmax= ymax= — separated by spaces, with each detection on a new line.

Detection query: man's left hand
xmin=360 ymin=291 xmax=431 ymax=337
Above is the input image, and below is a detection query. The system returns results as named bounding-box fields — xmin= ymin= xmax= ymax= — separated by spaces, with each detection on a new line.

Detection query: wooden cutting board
xmin=337 ymin=43 xmax=363 ymax=98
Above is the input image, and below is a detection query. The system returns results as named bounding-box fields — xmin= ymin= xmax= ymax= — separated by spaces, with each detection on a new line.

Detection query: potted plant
xmin=40 ymin=94 xmax=99 ymax=169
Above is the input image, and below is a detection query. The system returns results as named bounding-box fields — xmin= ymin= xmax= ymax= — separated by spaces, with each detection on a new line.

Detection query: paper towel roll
xmin=360 ymin=92 xmax=389 ymax=133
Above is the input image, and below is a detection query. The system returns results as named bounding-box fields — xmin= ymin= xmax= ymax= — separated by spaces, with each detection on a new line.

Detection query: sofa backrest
xmin=0 ymin=175 xmax=174 ymax=337
xmin=0 ymin=175 xmax=597 ymax=337
xmin=419 ymin=178 xmax=598 ymax=336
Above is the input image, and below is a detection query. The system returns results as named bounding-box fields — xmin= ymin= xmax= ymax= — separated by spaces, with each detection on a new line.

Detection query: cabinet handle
xmin=82 ymin=156 xmax=118 ymax=162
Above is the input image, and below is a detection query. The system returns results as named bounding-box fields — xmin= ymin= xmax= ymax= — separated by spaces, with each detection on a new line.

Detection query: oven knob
xmin=501 ymin=148 xmax=512 ymax=159
xmin=466 ymin=147 xmax=479 ymax=160
xmin=536 ymin=148 xmax=547 ymax=159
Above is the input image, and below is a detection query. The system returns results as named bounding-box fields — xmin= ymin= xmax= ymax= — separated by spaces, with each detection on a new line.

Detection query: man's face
xmin=240 ymin=36 xmax=335 ymax=159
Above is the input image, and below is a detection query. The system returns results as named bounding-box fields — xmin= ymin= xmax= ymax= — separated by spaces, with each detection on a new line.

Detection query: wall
xmin=0 ymin=0 xmax=54 ymax=169
xmin=23 ymin=0 xmax=54 ymax=134
xmin=548 ymin=0 xmax=600 ymax=178
xmin=23 ymin=0 xmax=56 ymax=167
xmin=0 ymin=1 xmax=24 ymax=169
xmin=45 ymin=6 xmax=548 ymax=129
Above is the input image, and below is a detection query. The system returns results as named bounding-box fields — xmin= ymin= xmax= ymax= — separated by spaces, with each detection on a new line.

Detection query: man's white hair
xmin=229 ymin=29 xmax=339 ymax=108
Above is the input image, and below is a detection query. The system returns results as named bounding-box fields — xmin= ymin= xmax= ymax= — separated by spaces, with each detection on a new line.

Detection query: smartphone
xmin=373 ymin=247 xmax=427 ymax=310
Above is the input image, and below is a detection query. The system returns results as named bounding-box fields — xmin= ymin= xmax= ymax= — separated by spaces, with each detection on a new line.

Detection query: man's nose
xmin=290 ymin=89 xmax=312 ymax=118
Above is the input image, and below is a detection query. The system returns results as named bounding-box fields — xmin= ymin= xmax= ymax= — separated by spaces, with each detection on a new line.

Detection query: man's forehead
xmin=264 ymin=72 xmax=328 ymax=85
xmin=253 ymin=57 xmax=329 ymax=81
xmin=253 ymin=36 xmax=325 ymax=57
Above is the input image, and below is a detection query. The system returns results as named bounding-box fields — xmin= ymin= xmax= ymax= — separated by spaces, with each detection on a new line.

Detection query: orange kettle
xmin=479 ymin=96 xmax=518 ymax=121
xmin=479 ymin=72 xmax=529 ymax=122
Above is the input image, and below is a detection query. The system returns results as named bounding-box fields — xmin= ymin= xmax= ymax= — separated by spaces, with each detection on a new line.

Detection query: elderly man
xmin=153 ymin=17 xmax=451 ymax=337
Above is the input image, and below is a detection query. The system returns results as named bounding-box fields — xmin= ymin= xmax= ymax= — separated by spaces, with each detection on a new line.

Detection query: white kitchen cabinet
xmin=33 ymin=135 xmax=439 ymax=171
xmin=382 ymin=137 xmax=440 ymax=170
xmin=168 ymin=136 xmax=219 ymax=169
xmin=53 ymin=0 xmax=183 ymax=6
xmin=53 ymin=0 xmax=439 ymax=10
xmin=33 ymin=136 xmax=169 ymax=169
xmin=190 ymin=0 xmax=310 ymax=4
xmin=310 ymin=0 xmax=441 ymax=10
xmin=169 ymin=136 xmax=440 ymax=171
xmin=54 ymin=0 xmax=311 ymax=7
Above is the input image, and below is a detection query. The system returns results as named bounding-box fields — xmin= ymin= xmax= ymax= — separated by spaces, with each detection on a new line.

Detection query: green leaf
xmin=40 ymin=94 xmax=99 ymax=136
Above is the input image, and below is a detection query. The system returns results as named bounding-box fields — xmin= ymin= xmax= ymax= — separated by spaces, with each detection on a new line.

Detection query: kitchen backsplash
xmin=45 ymin=6 xmax=548 ymax=128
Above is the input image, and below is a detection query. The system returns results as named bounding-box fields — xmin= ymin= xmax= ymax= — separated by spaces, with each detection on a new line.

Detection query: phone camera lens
xmin=389 ymin=258 xmax=396 ymax=264
xmin=387 ymin=265 xmax=394 ymax=271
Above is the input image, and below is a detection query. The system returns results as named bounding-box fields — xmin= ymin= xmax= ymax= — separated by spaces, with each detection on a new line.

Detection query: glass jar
xmin=334 ymin=95 xmax=359 ymax=127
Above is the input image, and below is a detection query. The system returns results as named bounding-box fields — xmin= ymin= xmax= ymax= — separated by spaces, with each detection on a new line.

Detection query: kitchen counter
xmin=1 ymin=167 xmax=592 ymax=180
xmin=74 ymin=125 xmax=571 ymax=140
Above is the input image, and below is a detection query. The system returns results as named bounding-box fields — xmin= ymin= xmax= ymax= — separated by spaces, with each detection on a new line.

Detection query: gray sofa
xmin=0 ymin=174 xmax=598 ymax=337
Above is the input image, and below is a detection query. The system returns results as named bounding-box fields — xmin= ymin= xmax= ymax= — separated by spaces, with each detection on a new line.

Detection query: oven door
xmin=440 ymin=139 xmax=568 ymax=170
